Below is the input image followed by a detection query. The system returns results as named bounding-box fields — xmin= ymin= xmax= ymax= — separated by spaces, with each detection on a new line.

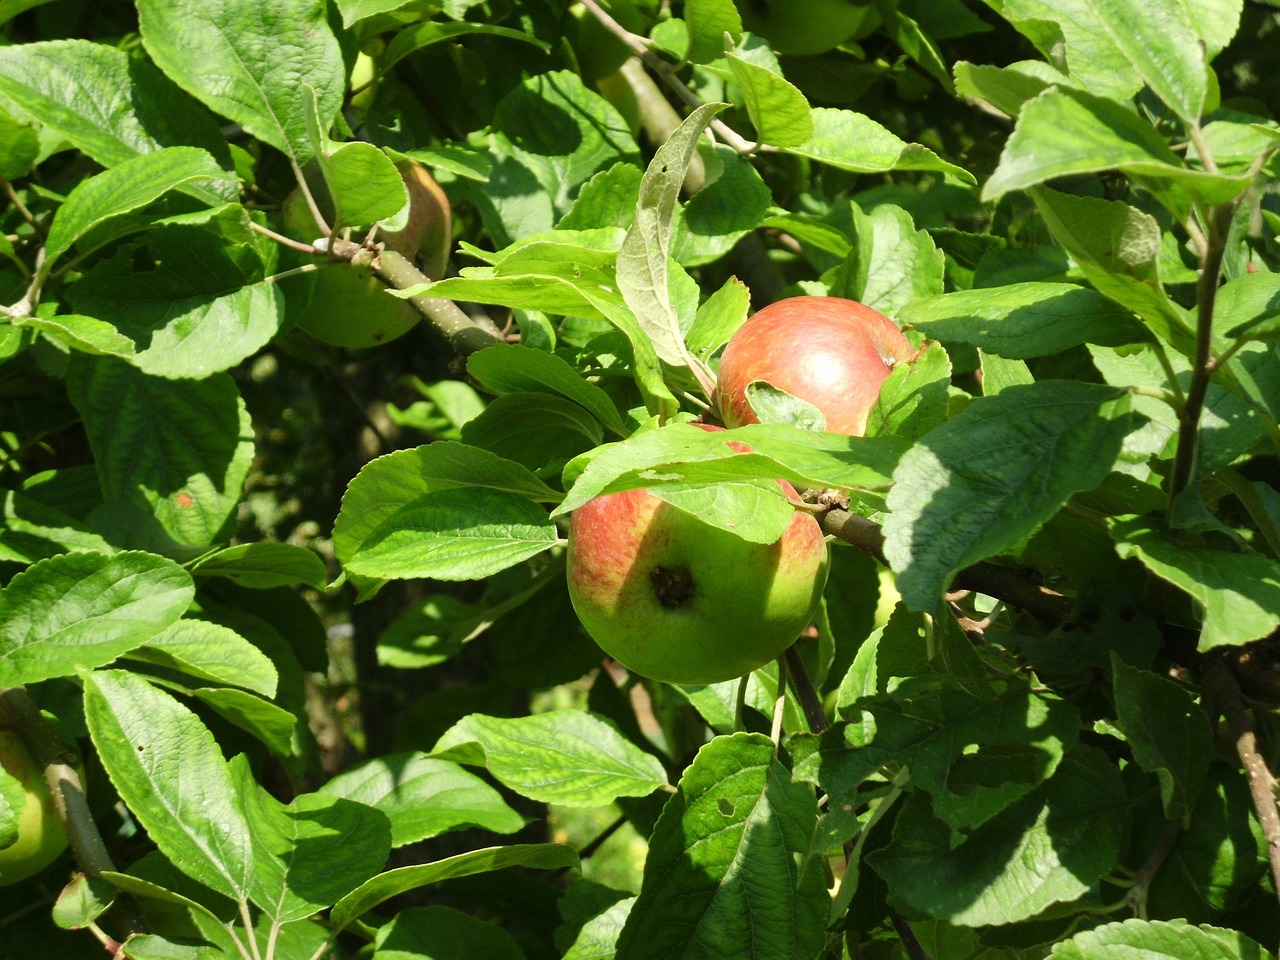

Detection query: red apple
xmin=715 ymin=296 xmax=915 ymax=436
xmin=566 ymin=427 xmax=829 ymax=685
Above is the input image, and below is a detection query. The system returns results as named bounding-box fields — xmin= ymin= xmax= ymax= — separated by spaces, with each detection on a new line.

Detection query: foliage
xmin=1 ymin=0 xmax=1279 ymax=958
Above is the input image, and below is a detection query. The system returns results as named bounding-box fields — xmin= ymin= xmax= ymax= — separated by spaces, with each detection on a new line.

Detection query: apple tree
xmin=0 ymin=0 xmax=1279 ymax=958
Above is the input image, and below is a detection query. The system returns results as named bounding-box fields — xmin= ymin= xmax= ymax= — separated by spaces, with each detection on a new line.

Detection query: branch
xmin=323 ymin=237 xmax=503 ymax=355
xmin=1203 ymin=658 xmax=1280 ymax=928
xmin=1167 ymin=201 xmax=1235 ymax=515
xmin=819 ymin=507 xmax=1074 ymax=624
xmin=577 ymin=0 xmax=757 ymax=155
xmin=785 ymin=645 xmax=829 ymax=734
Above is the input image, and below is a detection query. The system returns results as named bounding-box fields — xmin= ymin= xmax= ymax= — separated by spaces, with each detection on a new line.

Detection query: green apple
xmin=0 ymin=721 xmax=69 ymax=886
xmin=566 ymin=431 xmax=829 ymax=684
xmin=295 ymin=264 xmax=421 ymax=349
xmin=382 ymin=159 xmax=452 ymax=280
xmin=716 ymin=296 xmax=915 ymax=437
xmin=735 ymin=0 xmax=877 ymax=55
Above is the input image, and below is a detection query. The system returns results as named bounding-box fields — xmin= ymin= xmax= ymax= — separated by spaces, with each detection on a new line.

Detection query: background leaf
xmin=0 ymin=551 xmax=193 ymax=685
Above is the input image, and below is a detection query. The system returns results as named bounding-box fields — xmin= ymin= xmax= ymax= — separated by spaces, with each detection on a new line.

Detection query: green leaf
xmin=318 ymin=752 xmax=526 ymax=846
xmin=832 ymin=202 xmax=944 ymax=318
xmin=329 ymin=844 xmax=579 ymax=935
xmin=865 ymin=342 xmax=953 ymax=445
xmin=0 ymin=107 xmax=38 ymax=180
xmin=333 ymin=443 xmax=560 ymax=580
xmin=563 ymin=897 xmax=635 ymax=960
xmin=1183 ymin=0 xmax=1245 ymax=60
xmin=67 ymin=357 xmax=255 ymax=549
xmin=137 ymin=0 xmax=344 ymax=163
xmin=558 ymin=422 xmax=905 ymax=515
xmin=13 ymin=314 xmax=138 ymax=361
xmin=650 ymin=480 xmax=798 ymax=545
xmin=672 ymin=145 xmax=772 ymax=266
xmin=899 ymin=282 xmax=1150 ymax=357
xmin=884 ymin=381 xmax=1136 ymax=612
xmin=344 ymin=488 xmax=557 ymax=581
xmin=191 ymin=688 xmax=298 ymax=758
xmin=1047 ymin=918 xmax=1270 ymax=959
xmin=373 ymin=906 xmax=527 ymax=960
xmin=0 ymin=488 xmax=113 ymax=564
xmin=457 ymin=71 xmax=639 ymax=248
xmin=0 ymin=41 xmax=234 ymax=204
xmin=995 ymin=0 xmax=1143 ymax=102
xmin=1110 ymin=518 xmax=1280 ymax=650
xmin=685 ymin=276 xmax=750 ymax=364
xmin=467 ymin=344 xmax=627 ymax=438
xmin=1217 ymin=272 xmax=1280 ymax=340
xmin=0 ymin=551 xmax=193 ymax=686
xmin=785 ymin=108 xmax=975 ymax=184
xmin=382 ymin=19 xmax=551 ymax=72
xmin=192 ymin=543 xmax=327 ymax=591
xmin=128 ymin=619 xmax=278 ymax=699
xmin=65 ymin=223 xmax=286 ymax=379
xmin=84 ymin=670 xmax=255 ymax=902
xmin=725 ymin=47 xmax=812 ymax=147
xmin=983 ymin=89 xmax=1248 ymax=209
xmin=423 ymin=246 xmax=676 ymax=418
xmin=1032 ymin=187 xmax=1194 ymax=355
xmin=743 ymin=382 xmax=827 ymax=432
xmin=685 ymin=0 xmax=742 ymax=62
xmin=42 ymin=148 xmax=231 ymax=269
xmin=617 ymin=101 xmax=727 ymax=380
xmin=119 ymin=933 xmax=214 ymax=960
xmin=233 ymin=758 xmax=391 ymax=924
xmin=1111 ymin=655 xmax=1213 ymax=823
xmin=615 ymin=733 xmax=826 ymax=960
xmin=0 ymin=767 xmax=24 ymax=853
xmin=839 ymin=678 xmax=1079 ymax=830
xmin=953 ymin=59 xmax=1062 ymax=118
xmin=461 ymin=393 xmax=604 ymax=474
xmin=1144 ymin=766 xmax=1268 ymax=921
xmin=1079 ymin=0 xmax=1207 ymax=122
xmin=433 ymin=711 xmax=669 ymax=806
xmin=869 ymin=746 xmax=1127 ymax=926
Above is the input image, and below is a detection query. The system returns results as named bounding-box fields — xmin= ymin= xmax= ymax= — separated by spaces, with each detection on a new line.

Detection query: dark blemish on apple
xmin=650 ymin=566 xmax=695 ymax=608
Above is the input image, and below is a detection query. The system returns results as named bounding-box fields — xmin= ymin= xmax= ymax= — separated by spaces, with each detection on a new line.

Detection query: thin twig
xmin=819 ymin=507 xmax=1074 ymax=625
xmin=323 ymin=237 xmax=502 ymax=354
xmin=1125 ymin=819 xmax=1182 ymax=918
xmin=770 ymin=653 xmax=789 ymax=749
xmin=784 ymin=645 xmax=828 ymax=734
xmin=248 ymin=219 xmax=321 ymax=256
xmin=1167 ymin=201 xmax=1235 ymax=516
xmin=1 ymin=178 xmax=40 ymax=233
xmin=1203 ymin=658 xmax=1280 ymax=933
xmin=890 ymin=912 xmax=933 ymax=960
xmin=577 ymin=0 xmax=757 ymax=155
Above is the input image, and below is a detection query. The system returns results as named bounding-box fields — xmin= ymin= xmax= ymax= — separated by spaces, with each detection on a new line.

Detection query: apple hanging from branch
xmin=566 ymin=428 xmax=829 ymax=685
xmin=0 ymin=717 xmax=69 ymax=886
xmin=715 ymin=296 xmax=916 ymax=437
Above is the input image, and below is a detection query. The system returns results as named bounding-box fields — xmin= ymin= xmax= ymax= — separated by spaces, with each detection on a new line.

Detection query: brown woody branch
xmin=1202 ymin=658 xmax=1280 ymax=930
xmin=819 ymin=507 xmax=1074 ymax=625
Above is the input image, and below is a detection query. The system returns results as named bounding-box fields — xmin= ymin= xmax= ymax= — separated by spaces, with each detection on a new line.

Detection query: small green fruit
xmin=295 ymin=265 xmax=421 ymax=349
xmin=0 ymin=722 xmax=69 ymax=887
xmin=736 ymin=0 xmax=877 ymax=55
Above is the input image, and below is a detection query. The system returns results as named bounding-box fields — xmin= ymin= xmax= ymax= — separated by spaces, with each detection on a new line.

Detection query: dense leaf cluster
xmin=1 ymin=0 xmax=1279 ymax=958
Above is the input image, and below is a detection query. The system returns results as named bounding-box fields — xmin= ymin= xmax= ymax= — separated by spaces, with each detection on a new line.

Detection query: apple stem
xmin=770 ymin=654 xmax=789 ymax=749
xmin=0 ymin=687 xmax=150 ymax=941
xmin=733 ymin=674 xmax=749 ymax=733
